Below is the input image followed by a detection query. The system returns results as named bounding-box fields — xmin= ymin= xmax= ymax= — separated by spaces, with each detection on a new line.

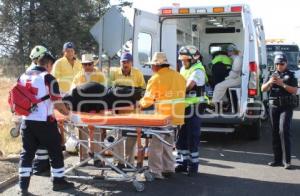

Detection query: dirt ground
xmin=0 ymin=157 xmax=18 ymax=184
xmin=0 ymin=76 xmax=20 ymax=184
xmin=0 ymin=76 xmax=21 ymax=157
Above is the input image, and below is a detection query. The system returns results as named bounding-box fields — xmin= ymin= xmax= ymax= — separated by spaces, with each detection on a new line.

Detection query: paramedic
xmin=18 ymin=48 xmax=74 ymax=195
xmin=262 ymin=53 xmax=298 ymax=170
xmin=211 ymin=49 xmax=233 ymax=88
xmin=212 ymin=45 xmax=243 ymax=111
xmin=110 ymin=52 xmax=146 ymax=168
xmin=71 ymin=53 xmax=106 ymax=167
xmin=51 ymin=42 xmax=82 ymax=93
xmin=176 ymin=45 xmax=208 ymax=176
xmin=27 ymin=46 xmax=52 ymax=176
xmin=139 ymin=52 xmax=186 ymax=179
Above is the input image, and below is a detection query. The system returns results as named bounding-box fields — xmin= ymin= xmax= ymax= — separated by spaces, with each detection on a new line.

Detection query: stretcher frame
xmin=58 ymin=114 xmax=175 ymax=192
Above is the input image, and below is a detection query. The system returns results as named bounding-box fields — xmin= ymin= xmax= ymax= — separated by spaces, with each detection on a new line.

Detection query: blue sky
xmin=111 ymin=0 xmax=300 ymax=44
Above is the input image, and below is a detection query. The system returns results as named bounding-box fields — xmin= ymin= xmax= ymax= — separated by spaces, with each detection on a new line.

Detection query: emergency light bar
xmin=179 ymin=8 xmax=190 ymax=14
xmin=161 ymin=8 xmax=172 ymax=15
xmin=160 ymin=5 xmax=244 ymax=15
xmin=231 ymin=6 xmax=243 ymax=13
xmin=213 ymin=7 xmax=224 ymax=13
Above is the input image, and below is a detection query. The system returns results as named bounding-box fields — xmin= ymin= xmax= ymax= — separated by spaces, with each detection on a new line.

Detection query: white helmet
xmin=29 ymin=45 xmax=48 ymax=60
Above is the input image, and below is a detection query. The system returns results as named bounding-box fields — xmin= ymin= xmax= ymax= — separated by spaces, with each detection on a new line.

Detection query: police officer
xmin=176 ymin=45 xmax=208 ymax=176
xmin=262 ymin=53 xmax=298 ymax=170
xmin=18 ymin=47 xmax=74 ymax=195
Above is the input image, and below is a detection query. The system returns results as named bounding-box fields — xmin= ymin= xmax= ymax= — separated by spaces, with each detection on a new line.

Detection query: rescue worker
xmin=71 ymin=54 xmax=106 ymax=88
xmin=109 ymin=52 xmax=146 ymax=168
xmin=211 ymin=48 xmax=233 ymax=88
xmin=212 ymin=45 xmax=243 ymax=112
xmin=176 ymin=45 xmax=208 ymax=176
xmin=28 ymin=46 xmax=52 ymax=176
xmin=139 ymin=52 xmax=186 ymax=179
xmin=261 ymin=53 xmax=298 ymax=170
xmin=71 ymin=54 xmax=106 ymax=167
xmin=51 ymin=42 xmax=82 ymax=93
xmin=18 ymin=48 xmax=74 ymax=195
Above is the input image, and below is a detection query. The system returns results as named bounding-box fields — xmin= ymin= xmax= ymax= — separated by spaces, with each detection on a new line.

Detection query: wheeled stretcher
xmin=55 ymin=109 xmax=175 ymax=192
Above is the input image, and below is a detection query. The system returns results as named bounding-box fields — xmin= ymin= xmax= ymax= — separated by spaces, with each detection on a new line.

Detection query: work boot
xmin=268 ymin=162 xmax=283 ymax=167
xmin=52 ymin=179 xmax=75 ymax=191
xmin=175 ymin=165 xmax=188 ymax=173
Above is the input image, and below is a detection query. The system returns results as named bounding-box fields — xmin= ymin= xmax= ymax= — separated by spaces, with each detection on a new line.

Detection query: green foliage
xmin=0 ymin=0 xmax=132 ymax=76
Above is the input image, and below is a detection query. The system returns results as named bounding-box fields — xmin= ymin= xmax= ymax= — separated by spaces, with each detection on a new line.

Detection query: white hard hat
xmin=29 ymin=45 xmax=48 ymax=60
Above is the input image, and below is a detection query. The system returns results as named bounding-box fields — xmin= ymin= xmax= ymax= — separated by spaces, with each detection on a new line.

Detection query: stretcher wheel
xmin=10 ymin=127 xmax=20 ymax=138
xmin=133 ymin=181 xmax=145 ymax=192
xmin=144 ymin=171 xmax=154 ymax=182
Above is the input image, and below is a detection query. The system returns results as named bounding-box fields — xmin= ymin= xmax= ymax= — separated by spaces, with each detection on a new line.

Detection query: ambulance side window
xmin=138 ymin=32 xmax=152 ymax=67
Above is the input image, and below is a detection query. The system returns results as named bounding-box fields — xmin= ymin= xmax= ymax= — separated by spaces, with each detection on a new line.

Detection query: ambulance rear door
xmin=133 ymin=9 xmax=161 ymax=77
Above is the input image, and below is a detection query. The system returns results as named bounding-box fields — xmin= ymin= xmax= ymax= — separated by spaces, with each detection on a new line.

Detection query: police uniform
xmin=18 ymin=66 xmax=67 ymax=190
xmin=267 ymin=68 xmax=298 ymax=166
xmin=176 ymin=61 xmax=207 ymax=174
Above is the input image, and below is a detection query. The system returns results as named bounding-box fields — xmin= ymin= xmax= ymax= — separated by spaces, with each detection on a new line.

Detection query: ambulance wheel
xmin=144 ymin=171 xmax=154 ymax=182
xmin=245 ymin=120 xmax=261 ymax=140
xmin=10 ymin=128 xmax=20 ymax=138
xmin=133 ymin=181 xmax=145 ymax=192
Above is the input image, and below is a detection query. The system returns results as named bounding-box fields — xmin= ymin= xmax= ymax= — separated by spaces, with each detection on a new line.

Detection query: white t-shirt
xmin=187 ymin=69 xmax=206 ymax=86
xmin=84 ymin=72 xmax=91 ymax=82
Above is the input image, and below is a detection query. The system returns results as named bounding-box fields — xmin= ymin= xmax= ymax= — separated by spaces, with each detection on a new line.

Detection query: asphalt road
xmin=2 ymin=111 xmax=300 ymax=196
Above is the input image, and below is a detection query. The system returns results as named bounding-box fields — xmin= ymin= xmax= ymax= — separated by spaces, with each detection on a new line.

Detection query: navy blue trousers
xmin=176 ymin=106 xmax=201 ymax=172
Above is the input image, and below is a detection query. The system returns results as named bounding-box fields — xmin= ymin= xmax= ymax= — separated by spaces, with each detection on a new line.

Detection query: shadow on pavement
xmin=91 ymin=173 xmax=300 ymax=196
xmin=199 ymin=118 xmax=300 ymax=166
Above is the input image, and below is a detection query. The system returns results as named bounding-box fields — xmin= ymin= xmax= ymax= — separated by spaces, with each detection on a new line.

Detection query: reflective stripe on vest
xmin=180 ymin=62 xmax=208 ymax=83
xmin=212 ymin=55 xmax=233 ymax=69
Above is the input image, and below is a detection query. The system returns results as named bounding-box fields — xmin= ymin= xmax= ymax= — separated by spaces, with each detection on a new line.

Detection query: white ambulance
xmin=131 ymin=4 xmax=267 ymax=139
xmin=133 ymin=5 xmax=267 ymax=139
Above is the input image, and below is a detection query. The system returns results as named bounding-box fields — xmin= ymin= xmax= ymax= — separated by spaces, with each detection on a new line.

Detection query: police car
xmin=95 ymin=4 xmax=267 ymax=140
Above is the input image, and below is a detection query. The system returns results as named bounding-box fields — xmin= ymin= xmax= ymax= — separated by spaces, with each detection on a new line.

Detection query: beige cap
xmin=148 ymin=52 xmax=169 ymax=65
xmin=81 ymin=54 xmax=94 ymax=64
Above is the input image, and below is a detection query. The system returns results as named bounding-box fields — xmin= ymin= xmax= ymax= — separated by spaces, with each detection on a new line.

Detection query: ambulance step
xmin=202 ymin=127 xmax=235 ymax=133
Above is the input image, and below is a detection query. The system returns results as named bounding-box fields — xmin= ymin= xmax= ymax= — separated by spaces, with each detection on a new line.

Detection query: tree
xmin=0 ymin=0 xmax=132 ymax=76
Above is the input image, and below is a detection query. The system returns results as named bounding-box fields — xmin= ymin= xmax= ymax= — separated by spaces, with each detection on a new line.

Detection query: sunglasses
xmin=83 ymin=63 xmax=93 ymax=66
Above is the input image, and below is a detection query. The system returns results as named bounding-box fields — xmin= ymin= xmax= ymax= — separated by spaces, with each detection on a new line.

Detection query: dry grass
xmin=0 ymin=76 xmax=21 ymax=157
